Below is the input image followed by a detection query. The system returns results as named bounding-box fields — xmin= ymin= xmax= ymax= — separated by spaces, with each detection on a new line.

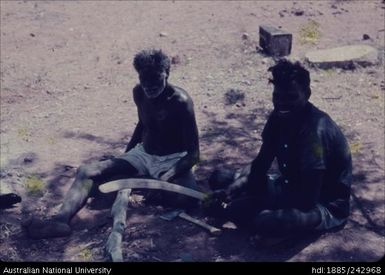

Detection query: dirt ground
xmin=0 ymin=1 xmax=384 ymax=262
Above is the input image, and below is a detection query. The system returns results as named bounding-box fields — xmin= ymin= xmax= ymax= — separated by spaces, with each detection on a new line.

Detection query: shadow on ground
xmin=1 ymin=101 xmax=384 ymax=261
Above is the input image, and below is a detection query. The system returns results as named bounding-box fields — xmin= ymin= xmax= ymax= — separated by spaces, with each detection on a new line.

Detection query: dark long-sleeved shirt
xmin=247 ymin=102 xmax=352 ymax=219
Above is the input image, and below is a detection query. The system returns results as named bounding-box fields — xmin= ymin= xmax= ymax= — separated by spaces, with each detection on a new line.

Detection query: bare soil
xmin=0 ymin=1 xmax=384 ymax=262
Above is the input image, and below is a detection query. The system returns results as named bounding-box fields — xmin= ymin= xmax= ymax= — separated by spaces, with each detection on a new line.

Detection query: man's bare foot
xmin=24 ymin=217 xmax=72 ymax=239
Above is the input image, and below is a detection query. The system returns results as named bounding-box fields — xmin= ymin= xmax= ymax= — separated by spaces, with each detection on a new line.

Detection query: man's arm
xmin=243 ymin=141 xmax=275 ymax=194
xmin=292 ymin=119 xmax=327 ymax=210
xmin=160 ymin=99 xmax=199 ymax=182
xmin=215 ymin=142 xmax=274 ymax=199
xmin=124 ymin=121 xmax=143 ymax=152
xmin=125 ymin=86 xmax=143 ymax=153
xmin=226 ymin=115 xmax=276 ymax=196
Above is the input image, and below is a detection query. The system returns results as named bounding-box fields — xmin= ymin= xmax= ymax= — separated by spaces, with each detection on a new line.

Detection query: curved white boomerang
xmin=99 ymin=178 xmax=207 ymax=200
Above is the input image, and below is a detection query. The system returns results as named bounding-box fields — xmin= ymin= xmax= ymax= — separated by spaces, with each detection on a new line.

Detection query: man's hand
xmin=160 ymin=167 xmax=177 ymax=182
xmin=203 ymin=172 xmax=249 ymax=208
xmin=201 ymin=189 xmax=228 ymax=210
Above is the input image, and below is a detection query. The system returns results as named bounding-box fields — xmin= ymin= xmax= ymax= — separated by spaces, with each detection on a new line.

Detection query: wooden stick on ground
xmin=105 ymin=188 xmax=131 ymax=262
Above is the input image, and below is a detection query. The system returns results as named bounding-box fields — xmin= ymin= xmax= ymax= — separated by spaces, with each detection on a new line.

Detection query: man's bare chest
xmin=139 ymin=106 xmax=175 ymax=125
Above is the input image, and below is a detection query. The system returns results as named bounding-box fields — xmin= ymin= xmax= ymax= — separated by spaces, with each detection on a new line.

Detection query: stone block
xmin=259 ymin=25 xmax=292 ymax=57
xmin=305 ymin=45 xmax=379 ymax=69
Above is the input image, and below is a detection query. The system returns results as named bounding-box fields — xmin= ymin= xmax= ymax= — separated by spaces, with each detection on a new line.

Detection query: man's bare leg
xmin=26 ymin=158 xmax=138 ymax=239
xmin=253 ymin=208 xmax=322 ymax=237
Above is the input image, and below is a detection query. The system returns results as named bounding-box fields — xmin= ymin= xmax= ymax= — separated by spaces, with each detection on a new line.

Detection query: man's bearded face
xmin=139 ymin=71 xmax=167 ymax=99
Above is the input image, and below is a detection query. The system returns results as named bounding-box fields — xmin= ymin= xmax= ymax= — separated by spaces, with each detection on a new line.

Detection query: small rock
xmin=279 ymin=10 xmax=286 ymax=17
xmin=292 ymin=8 xmax=304 ymax=16
xmin=24 ymin=157 xmax=33 ymax=164
xmin=171 ymin=55 xmax=181 ymax=65
xmin=64 ymin=165 xmax=74 ymax=171
xmin=261 ymin=58 xmax=269 ymax=65
xmin=159 ymin=32 xmax=168 ymax=37
xmin=13 ymin=152 xmax=38 ymax=165
xmin=30 ymin=33 xmax=35 ymax=37
xmin=242 ymin=32 xmax=249 ymax=40
xmin=362 ymin=34 xmax=370 ymax=40
xmin=222 ymin=221 xmax=237 ymax=230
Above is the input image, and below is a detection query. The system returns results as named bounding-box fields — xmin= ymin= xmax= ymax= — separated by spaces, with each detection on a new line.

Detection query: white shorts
xmin=116 ymin=144 xmax=187 ymax=179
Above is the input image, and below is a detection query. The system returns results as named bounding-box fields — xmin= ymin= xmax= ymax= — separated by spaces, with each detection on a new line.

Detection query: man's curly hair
xmin=133 ymin=49 xmax=171 ymax=75
xmin=268 ymin=59 xmax=311 ymax=99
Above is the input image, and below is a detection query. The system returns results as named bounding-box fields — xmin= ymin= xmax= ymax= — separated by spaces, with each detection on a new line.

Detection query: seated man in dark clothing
xmin=207 ymin=60 xmax=352 ymax=239
xmin=25 ymin=49 xmax=200 ymax=239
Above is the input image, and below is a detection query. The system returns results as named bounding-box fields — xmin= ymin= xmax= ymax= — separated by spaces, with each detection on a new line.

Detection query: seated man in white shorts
xmin=25 ymin=49 xmax=200 ymax=239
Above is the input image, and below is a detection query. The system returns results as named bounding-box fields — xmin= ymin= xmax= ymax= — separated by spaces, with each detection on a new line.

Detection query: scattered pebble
xmin=261 ymin=58 xmax=269 ymax=65
xmin=222 ymin=221 xmax=237 ymax=229
xmin=171 ymin=55 xmax=181 ymax=65
xmin=292 ymin=8 xmax=304 ymax=16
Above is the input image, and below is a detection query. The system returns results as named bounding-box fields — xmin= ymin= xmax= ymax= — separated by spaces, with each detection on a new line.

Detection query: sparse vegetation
xmin=17 ymin=128 xmax=31 ymax=142
xmin=299 ymin=20 xmax=321 ymax=45
xmin=349 ymin=141 xmax=362 ymax=155
xmin=24 ymin=175 xmax=45 ymax=196
xmin=79 ymin=248 xmax=93 ymax=261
